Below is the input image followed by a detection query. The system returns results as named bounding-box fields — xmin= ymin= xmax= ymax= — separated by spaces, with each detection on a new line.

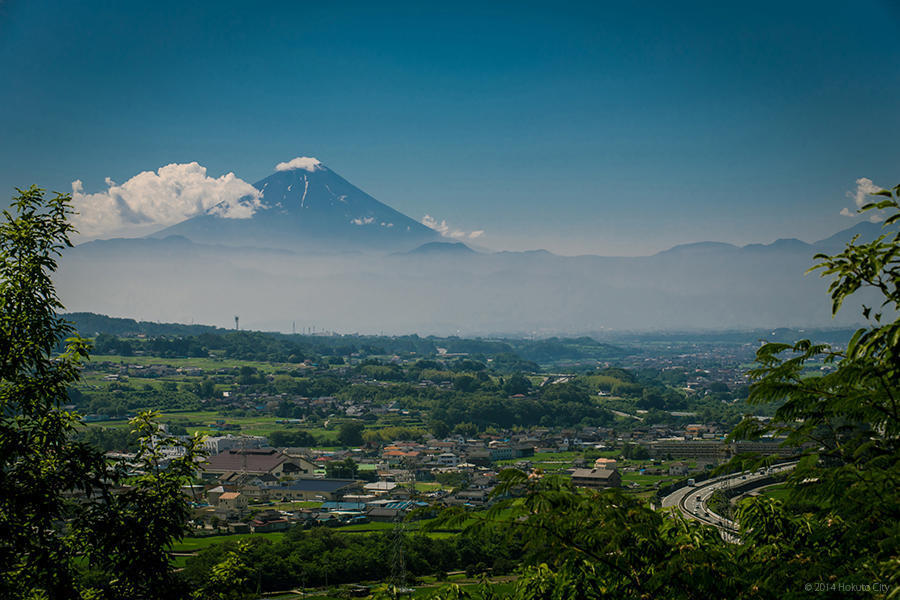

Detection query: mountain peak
xmin=150 ymin=159 xmax=439 ymax=252
xmin=404 ymin=241 xmax=476 ymax=255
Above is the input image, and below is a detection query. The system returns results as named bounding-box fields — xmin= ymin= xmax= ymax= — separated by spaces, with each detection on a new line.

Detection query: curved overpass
xmin=661 ymin=462 xmax=796 ymax=542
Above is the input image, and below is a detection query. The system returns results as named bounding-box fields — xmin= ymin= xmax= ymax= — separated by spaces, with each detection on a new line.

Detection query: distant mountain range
xmin=656 ymin=221 xmax=882 ymax=258
xmin=57 ymin=159 xmax=888 ymax=334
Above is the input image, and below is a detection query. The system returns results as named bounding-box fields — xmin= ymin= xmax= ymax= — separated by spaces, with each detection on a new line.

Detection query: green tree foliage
xmin=267 ymin=428 xmax=318 ymax=447
xmin=183 ymin=526 xmax=525 ymax=593
xmin=325 ymin=457 xmax=359 ymax=479
xmin=338 ymin=421 xmax=365 ymax=446
xmin=428 ymin=418 xmax=451 ymax=439
xmin=431 ymin=471 xmax=741 ymax=599
xmin=0 ymin=186 xmax=100 ymax=597
xmin=620 ymin=442 xmax=649 ymax=460
xmin=74 ymin=424 xmax=139 ymax=452
xmin=195 ymin=541 xmax=255 ymax=600
xmin=76 ymin=412 xmax=205 ymax=598
xmin=0 ymin=187 xmax=203 ymax=599
xmin=503 ymin=373 xmax=531 ymax=396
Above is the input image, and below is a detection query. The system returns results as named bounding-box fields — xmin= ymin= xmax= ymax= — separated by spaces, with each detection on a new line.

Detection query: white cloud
xmin=841 ymin=177 xmax=885 ymax=219
xmin=422 ymin=214 xmax=449 ymax=235
xmin=852 ymin=177 xmax=881 ymax=208
xmin=71 ymin=162 xmax=261 ymax=240
xmin=275 ymin=157 xmax=323 ymax=172
xmin=422 ymin=215 xmax=485 ymax=240
xmin=351 ymin=216 xmax=375 ymax=225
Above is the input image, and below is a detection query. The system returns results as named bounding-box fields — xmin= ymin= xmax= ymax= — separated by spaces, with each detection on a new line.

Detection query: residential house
xmin=571 ymin=468 xmax=621 ymax=489
xmin=216 ymin=491 xmax=248 ymax=516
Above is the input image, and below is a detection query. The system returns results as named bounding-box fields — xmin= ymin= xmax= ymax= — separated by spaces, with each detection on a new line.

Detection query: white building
xmin=203 ymin=435 xmax=268 ymax=456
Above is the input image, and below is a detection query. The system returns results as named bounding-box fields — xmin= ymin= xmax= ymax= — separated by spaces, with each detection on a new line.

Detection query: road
xmin=660 ymin=462 xmax=796 ymax=542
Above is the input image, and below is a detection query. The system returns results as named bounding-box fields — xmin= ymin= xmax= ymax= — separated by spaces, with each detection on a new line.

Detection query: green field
xmin=170 ymin=531 xmax=287 ymax=553
xmin=761 ymin=483 xmax=791 ymax=501
xmin=87 ymin=354 xmax=294 ymax=372
xmin=81 ymin=408 xmax=342 ymax=443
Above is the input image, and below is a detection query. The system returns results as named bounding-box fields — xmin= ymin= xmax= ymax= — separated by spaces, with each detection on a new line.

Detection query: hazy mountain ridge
xmin=58 ymin=219 xmax=881 ymax=335
xmin=60 ymin=161 xmax=886 ymax=334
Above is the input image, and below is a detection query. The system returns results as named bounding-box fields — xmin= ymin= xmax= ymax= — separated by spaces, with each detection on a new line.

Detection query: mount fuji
xmin=151 ymin=157 xmax=439 ymax=252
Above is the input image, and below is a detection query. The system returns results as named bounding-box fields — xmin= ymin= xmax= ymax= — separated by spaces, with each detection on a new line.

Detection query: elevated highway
xmin=660 ymin=462 xmax=796 ymax=542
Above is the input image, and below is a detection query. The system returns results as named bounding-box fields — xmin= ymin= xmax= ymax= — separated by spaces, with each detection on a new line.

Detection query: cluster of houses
xmin=189 ymin=428 xmax=638 ymax=533
xmin=189 ymin=425 xmax=794 ymax=531
xmin=191 ymin=445 xmax=507 ymax=532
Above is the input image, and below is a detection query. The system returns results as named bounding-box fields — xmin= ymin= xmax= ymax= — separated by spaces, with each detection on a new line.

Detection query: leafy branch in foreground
xmin=0 ymin=187 xmax=204 ymax=600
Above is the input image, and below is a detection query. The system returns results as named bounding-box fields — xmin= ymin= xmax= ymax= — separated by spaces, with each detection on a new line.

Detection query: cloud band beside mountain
xmin=421 ymin=214 xmax=484 ymax=239
xmin=70 ymin=162 xmax=261 ymax=240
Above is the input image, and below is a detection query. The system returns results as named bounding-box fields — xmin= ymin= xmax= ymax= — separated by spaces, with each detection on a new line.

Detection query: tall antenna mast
xmin=234 ymin=316 xmax=239 ymax=331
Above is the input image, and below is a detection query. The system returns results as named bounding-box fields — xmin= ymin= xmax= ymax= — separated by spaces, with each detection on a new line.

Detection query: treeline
xmin=182 ymin=526 xmax=526 ymax=592
xmin=65 ymin=312 xmax=222 ymax=337
xmin=71 ymin=312 xmax=631 ymax=366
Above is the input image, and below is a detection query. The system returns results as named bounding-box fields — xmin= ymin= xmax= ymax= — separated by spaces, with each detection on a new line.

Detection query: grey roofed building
xmin=364 ymin=481 xmax=399 ymax=494
xmin=571 ymin=468 xmax=621 ymax=489
xmin=366 ymin=507 xmax=405 ymax=522
xmin=276 ymin=478 xmax=360 ymax=501
xmin=202 ymin=449 xmax=312 ymax=478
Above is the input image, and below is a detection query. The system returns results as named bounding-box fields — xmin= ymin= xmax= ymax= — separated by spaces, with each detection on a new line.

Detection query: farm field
xmin=170 ymin=531 xmax=288 ymax=553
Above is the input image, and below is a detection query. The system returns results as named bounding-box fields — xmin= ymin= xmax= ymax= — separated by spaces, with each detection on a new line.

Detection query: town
xmin=59 ymin=316 xmax=815 ymax=595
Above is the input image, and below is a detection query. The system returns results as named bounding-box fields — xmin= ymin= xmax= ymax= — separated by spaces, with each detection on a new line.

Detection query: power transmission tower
xmin=389 ymin=512 xmax=408 ymax=595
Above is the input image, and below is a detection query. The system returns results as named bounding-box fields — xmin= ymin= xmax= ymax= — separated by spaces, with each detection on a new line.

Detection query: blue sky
xmin=1 ymin=0 xmax=898 ymax=255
